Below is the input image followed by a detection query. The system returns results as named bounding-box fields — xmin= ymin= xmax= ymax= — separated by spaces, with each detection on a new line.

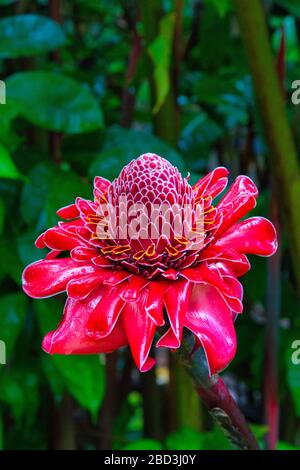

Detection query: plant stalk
xmin=177 ymin=333 xmax=259 ymax=450
xmin=233 ymin=0 xmax=300 ymax=292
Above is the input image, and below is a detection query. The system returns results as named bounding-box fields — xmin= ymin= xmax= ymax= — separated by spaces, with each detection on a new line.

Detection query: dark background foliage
xmin=0 ymin=0 xmax=300 ymax=450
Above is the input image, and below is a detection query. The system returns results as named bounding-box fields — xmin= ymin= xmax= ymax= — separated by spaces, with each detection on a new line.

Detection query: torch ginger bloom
xmin=22 ymin=154 xmax=277 ymax=374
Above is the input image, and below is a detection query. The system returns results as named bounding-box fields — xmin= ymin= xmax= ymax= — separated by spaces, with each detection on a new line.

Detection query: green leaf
xmin=0 ymin=198 xmax=4 ymax=235
xmin=7 ymin=71 xmax=103 ymax=133
xmin=21 ymin=162 xmax=91 ymax=228
xmin=0 ymin=144 xmax=23 ymax=180
xmin=0 ymin=15 xmax=67 ymax=59
xmin=0 ymin=236 xmax=23 ymax=284
xmin=274 ymin=0 xmax=300 ymax=17
xmin=36 ymin=299 xmax=106 ymax=419
xmin=0 ymin=409 xmax=3 ymax=450
xmin=205 ymin=0 xmax=231 ymax=17
xmin=52 ymin=355 xmax=106 ymax=420
xmin=45 ymin=168 xmax=91 ymax=227
xmin=277 ymin=441 xmax=299 ymax=450
xmin=0 ymin=293 xmax=27 ymax=360
xmin=180 ymin=112 xmax=223 ymax=167
xmin=20 ymin=162 xmax=54 ymax=226
xmin=166 ymin=427 xmax=203 ymax=450
xmin=0 ymin=368 xmax=39 ymax=424
xmin=89 ymin=125 xmax=186 ymax=180
xmin=122 ymin=439 xmax=163 ymax=450
xmin=286 ymin=336 xmax=300 ymax=416
xmin=148 ymin=13 xmax=175 ymax=113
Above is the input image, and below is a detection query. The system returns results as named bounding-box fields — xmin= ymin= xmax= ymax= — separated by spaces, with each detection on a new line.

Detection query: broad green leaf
xmin=21 ymin=162 xmax=91 ymax=228
xmin=45 ymin=168 xmax=91 ymax=227
xmin=0 ymin=144 xmax=23 ymax=180
xmin=7 ymin=71 xmax=103 ymax=133
xmin=180 ymin=113 xmax=223 ymax=168
xmin=122 ymin=439 xmax=163 ymax=450
xmin=54 ymin=355 xmax=105 ymax=420
xmin=148 ymin=13 xmax=175 ymax=113
xmin=0 ymin=14 xmax=67 ymax=59
xmin=0 ymin=368 xmax=39 ymax=424
xmin=0 ymin=0 xmax=16 ymax=4
xmin=89 ymin=125 xmax=186 ymax=180
xmin=36 ymin=299 xmax=106 ymax=419
xmin=0 ymin=236 xmax=23 ymax=284
xmin=17 ymin=231 xmax=46 ymax=267
xmin=0 ymin=293 xmax=27 ymax=359
xmin=20 ymin=162 xmax=54 ymax=226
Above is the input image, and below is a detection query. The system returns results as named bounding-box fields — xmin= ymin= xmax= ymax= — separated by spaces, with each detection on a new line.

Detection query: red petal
xmin=181 ymin=263 xmax=243 ymax=314
xmin=216 ymin=176 xmax=258 ymax=236
xmin=86 ymin=284 xmax=126 ymax=339
xmin=92 ymin=255 xmax=113 ymax=267
xmin=76 ymin=197 xmax=97 ymax=217
xmin=71 ymin=246 xmax=99 ymax=262
xmin=120 ymin=276 xmax=148 ymax=302
xmin=42 ymin=288 xmax=127 ymax=354
xmin=157 ymin=280 xmax=192 ymax=348
xmin=35 ymin=233 xmax=46 ymax=248
xmin=215 ymin=217 xmax=277 ymax=257
xmin=43 ymin=227 xmax=82 ymax=251
xmin=22 ymin=258 xmax=98 ymax=298
xmin=184 ymin=284 xmax=237 ymax=374
xmin=67 ymin=270 xmax=112 ymax=299
xmin=145 ymin=281 xmax=168 ymax=326
xmin=193 ymin=167 xmax=229 ymax=199
xmin=199 ymin=246 xmax=251 ymax=277
xmin=103 ymin=271 xmax=132 ymax=286
xmin=56 ymin=204 xmax=80 ymax=219
xmin=161 ymin=268 xmax=178 ymax=280
xmin=122 ymin=289 xmax=156 ymax=372
xmin=45 ymin=249 xmax=61 ymax=260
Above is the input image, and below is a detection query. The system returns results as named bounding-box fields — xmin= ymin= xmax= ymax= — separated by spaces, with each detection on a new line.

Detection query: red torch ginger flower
xmin=22 ymin=154 xmax=277 ymax=374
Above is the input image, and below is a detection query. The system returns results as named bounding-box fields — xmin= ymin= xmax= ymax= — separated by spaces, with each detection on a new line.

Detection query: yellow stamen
xmin=101 ymin=246 xmax=115 ymax=254
xmin=133 ymin=250 xmax=145 ymax=261
xmin=174 ymin=236 xmax=189 ymax=245
xmin=145 ymin=245 xmax=155 ymax=257
xmin=165 ymin=245 xmax=179 ymax=256
xmin=112 ymin=245 xmax=131 ymax=255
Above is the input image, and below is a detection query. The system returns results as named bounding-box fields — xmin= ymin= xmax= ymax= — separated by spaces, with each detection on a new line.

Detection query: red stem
xmin=263 ymin=26 xmax=285 ymax=450
xmin=197 ymin=377 xmax=259 ymax=450
xmin=177 ymin=334 xmax=259 ymax=450
xmin=120 ymin=30 xmax=142 ymax=128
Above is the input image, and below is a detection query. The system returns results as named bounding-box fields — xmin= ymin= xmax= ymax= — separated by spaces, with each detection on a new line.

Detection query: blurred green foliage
xmin=0 ymin=0 xmax=300 ymax=450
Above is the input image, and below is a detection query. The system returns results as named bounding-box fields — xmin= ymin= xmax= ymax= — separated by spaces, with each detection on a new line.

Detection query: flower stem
xmin=233 ymin=0 xmax=300 ymax=292
xmin=176 ymin=333 xmax=259 ymax=450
